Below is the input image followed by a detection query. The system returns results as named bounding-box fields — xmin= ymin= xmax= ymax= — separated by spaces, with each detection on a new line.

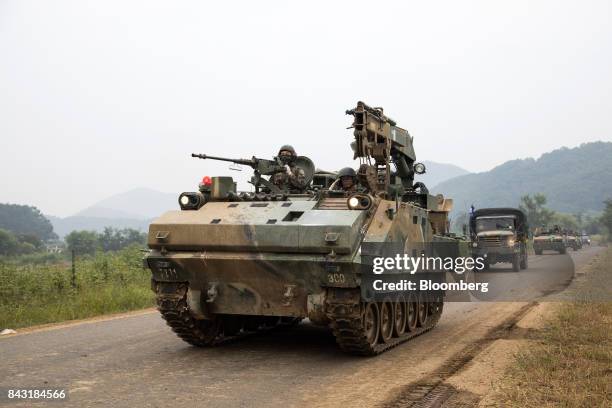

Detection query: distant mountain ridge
xmin=418 ymin=161 xmax=470 ymax=190
xmin=75 ymin=188 xmax=177 ymax=219
xmin=432 ymin=142 xmax=612 ymax=216
xmin=48 ymin=188 xmax=177 ymax=237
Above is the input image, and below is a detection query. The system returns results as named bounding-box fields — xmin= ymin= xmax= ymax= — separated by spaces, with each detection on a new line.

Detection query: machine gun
xmin=191 ymin=153 xmax=315 ymax=194
xmin=345 ymin=101 xmax=426 ymax=197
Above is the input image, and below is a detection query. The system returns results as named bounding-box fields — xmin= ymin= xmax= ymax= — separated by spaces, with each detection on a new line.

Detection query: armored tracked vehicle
xmin=565 ymin=231 xmax=582 ymax=251
xmin=145 ymin=101 xmax=467 ymax=355
xmin=533 ymin=226 xmax=567 ymax=254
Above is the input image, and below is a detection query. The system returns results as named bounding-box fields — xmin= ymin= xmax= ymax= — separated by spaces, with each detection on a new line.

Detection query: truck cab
xmin=470 ymin=208 xmax=529 ymax=272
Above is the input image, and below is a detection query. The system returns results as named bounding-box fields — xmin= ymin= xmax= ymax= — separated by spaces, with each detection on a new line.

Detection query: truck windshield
xmin=475 ymin=218 xmax=515 ymax=232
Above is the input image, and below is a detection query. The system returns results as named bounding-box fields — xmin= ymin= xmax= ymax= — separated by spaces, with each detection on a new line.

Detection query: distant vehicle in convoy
xmin=533 ymin=226 xmax=567 ymax=255
xmin=580 ymin=234 xmax=591 ymax=246
xmin=470 ymin=208 xmax=529 ymax=272
xmin=565 ymin=230 xmax=582 ymax=251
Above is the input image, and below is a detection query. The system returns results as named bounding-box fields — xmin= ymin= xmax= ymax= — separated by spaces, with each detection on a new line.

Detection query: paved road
xmin=0 ymin=246 xmax=602 ymax=408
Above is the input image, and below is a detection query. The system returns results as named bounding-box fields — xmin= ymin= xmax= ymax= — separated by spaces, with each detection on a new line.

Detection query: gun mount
xmin=191 ymin=153 xmax=315 ymax=194
xmin=346 ymin=101 xmax=425 ymax=196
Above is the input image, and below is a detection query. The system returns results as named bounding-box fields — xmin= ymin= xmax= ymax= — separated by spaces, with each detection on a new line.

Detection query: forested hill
xmin=0 ymin=203 xmax=57 ymax=240
xmin=432 ymin=142 xmax=612 ymax=215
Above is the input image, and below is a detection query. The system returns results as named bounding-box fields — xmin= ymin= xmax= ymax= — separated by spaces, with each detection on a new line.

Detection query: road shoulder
xmin=0 ymin=307 xmax=157 ymax=338
xmin=447 ymin=246 xmax=611 ymax=407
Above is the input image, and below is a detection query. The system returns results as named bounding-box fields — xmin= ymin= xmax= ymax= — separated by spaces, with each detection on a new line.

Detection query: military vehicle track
xmin=155 ymin=282 xmax=442 ymax=355
xmin=326 ymin=289 xmax=444 ymax=356
xmin=155 ymin=282 xmax=299 ymax=346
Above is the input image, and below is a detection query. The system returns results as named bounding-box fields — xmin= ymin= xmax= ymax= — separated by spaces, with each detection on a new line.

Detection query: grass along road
xmin=0 ymin=246 xmax=154 ymax=330
xmin=491 ymin=246 xmax=612 ymax=407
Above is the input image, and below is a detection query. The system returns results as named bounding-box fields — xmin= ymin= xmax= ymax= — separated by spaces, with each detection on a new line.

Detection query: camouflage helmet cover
xmin=278 ymin=145 xmax=296 ymax=156
xmin=338 ymin=167 xmax=356 ymax=178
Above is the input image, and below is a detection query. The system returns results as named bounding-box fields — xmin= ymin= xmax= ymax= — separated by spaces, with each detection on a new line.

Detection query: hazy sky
xmin=1 ymin=0 xmax=611 ymax=217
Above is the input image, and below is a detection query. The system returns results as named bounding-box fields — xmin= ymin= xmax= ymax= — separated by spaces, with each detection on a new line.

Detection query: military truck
xmin=470 ymin=208 xmax=529 ymax=272
xmin=580 ymin=234 xmax=591 ymax=246
xmin=533 ymin=226 xmax=567 ymax=255
xmin=144 ymin=101 xmax=466 ymax=355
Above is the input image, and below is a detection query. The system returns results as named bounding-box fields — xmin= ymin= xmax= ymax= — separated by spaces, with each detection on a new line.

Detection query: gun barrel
xmin=191 ymin=153 xmax=255 ymax=166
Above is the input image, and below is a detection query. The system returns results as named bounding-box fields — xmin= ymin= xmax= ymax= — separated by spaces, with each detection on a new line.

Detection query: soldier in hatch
xmin=334 ymin=167 xmax=359 ymax=192
xmin=271 ymin=145 xmax=306 ymax=192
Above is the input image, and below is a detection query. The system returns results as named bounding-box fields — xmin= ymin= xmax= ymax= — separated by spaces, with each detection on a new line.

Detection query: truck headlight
xmin=506 ymin=238 xmax=515 ymax=247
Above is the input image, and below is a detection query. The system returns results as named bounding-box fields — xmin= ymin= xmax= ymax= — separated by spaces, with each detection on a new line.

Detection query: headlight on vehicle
xmin=506 ymin=238 xmax=515 ymax=247
xmin=413 ymin=162 xmax=427 ymax=175
xmin=347 ymin=193 xmax=373 ymax=210
xmin=178 ymin=192 xmax=205 ymax=210
xmin=472 ymin=242 xmax=478 ymax=248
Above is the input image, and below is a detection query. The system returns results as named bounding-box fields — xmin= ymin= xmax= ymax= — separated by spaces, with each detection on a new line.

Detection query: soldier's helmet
xmin=278 ymin=145 xmax=296 ymax=157
xmin=338 ymin=167 xmax=356 ymax=178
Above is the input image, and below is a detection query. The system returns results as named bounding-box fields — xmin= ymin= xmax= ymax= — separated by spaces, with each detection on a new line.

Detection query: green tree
xmin=0 ymin=229 xmax=40 ymax=256
xmin=16 ymin=233 xmax=44 ymax=250
xmin=0 ymin=203 xmax=57 ymax=241
xmin=99 ymin=227 xmax=146 ymax=251
xmin=65 ymin=230 xmax=99 ymax=255
xmin=583 ymin=214 xmax=602 ymax=235
xmin=573 ymin=212 xmax=584 ymax=227
xmin=0 ymin=228 xmax=20 ymax=255
xmin=551 ymin=213 xmax=579 ymax=231
xmin=601 ymin=199 xmax=612 ymax=242
xmin=519 ymin=194 xmax=555 ymax=229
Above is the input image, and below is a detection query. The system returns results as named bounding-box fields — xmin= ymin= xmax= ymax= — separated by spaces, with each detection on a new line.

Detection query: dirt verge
xmin=382 ymin=247 xmax=610 ymax=408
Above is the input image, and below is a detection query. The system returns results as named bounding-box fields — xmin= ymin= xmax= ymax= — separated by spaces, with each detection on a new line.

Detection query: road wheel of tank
xmin=379 ymin=301 xmax=394 ymax=343
xmin=512 ymin=253 xmax=520 ymax=272
xmin=417 ymin=292 xmax=429 ymax=328
xmin=405 ymin=293 xmax=418 ymax=332
xmin=363 ymin=302 xmax=380 ymax=348
xmin=392 ymin=297 xmax=407 ymax=337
